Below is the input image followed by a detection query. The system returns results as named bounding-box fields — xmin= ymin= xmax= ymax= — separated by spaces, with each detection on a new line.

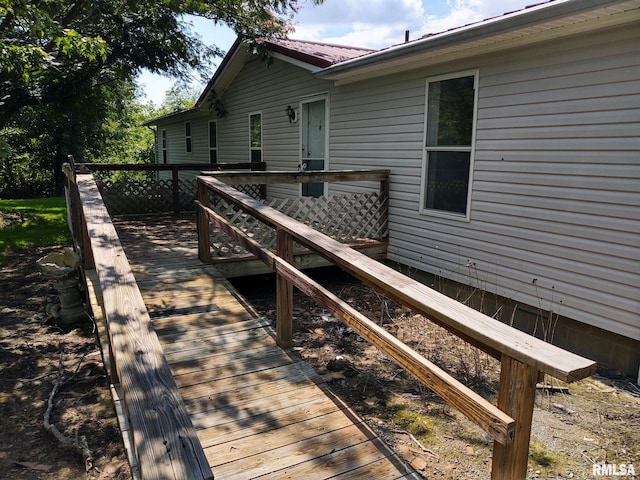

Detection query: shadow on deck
xmin=88 ymin=214 xmax=420 ymax=479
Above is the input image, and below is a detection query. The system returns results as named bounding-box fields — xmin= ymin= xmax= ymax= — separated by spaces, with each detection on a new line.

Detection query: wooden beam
xmin=75 ymin=162 xmax=266 ymax=172
xmin=197 ymin=202 xmax=516 ymax=445
xmin=212 ymin=243 xmax=388 ymax=278
xmin=491 ymin=356 xmax=539 ymax=479
xmin=196 ymin=182 xmax=211 ymax=263
xmin=200 ymin=169 xmax=390 ymax=185
xmin=171 ymin=165 xmax=180 ymax=214
xmin=77 ymin=174 xmax=213 ymax=480
xmin=196 ymin=176 xmax=597 ymax=383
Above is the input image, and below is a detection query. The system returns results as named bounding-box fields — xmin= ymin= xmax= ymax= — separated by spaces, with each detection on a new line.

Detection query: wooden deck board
xmin=105 ymin=214 xmax=419 ymax=479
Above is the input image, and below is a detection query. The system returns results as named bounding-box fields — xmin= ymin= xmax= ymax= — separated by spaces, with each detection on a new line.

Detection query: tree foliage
xmin=0 ymin=0 xmax=320 ymax=197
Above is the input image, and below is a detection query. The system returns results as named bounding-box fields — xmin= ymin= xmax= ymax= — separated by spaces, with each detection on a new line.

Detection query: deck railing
xmin=197 ymin=170 xmax=389 ymax=275
xmin=195 ymin=174 xmax=597 ymax=480
xmin=64 ymin=164 xmax=213 ymax=480
xmin=73 ymin=161 xmax=266 ymax=215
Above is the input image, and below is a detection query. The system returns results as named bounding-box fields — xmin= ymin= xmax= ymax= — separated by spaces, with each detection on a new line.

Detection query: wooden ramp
xmin=91 ymin=215 xmax=420 ymax=479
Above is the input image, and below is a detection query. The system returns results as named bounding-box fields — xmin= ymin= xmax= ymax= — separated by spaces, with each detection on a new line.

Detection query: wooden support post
xmin=196 ymin=181 xmax=211 ymax=262
xmin=491 ymin=355 xmax=539 ymax=480
xmin=276 ymin=227 xmax=293 ymax=348
xmin=172 ymin=165 xmax=180 ymax=213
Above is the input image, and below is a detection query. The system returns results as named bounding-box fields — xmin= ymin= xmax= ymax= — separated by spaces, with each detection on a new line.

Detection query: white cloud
xmin=138 ymin=0 xmax=554 ymax=103
xmin=291 ymin=0 xmax=544 ymax=49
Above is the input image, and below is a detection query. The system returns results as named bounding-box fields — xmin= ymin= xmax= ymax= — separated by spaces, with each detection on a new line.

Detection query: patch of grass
xmin=374 ymin=397 xmax=437 ymax=441
xmin=529 ymin=440 xmax=559 ymax=467
xmin=0 ymin=197 xmax=70 ymax=256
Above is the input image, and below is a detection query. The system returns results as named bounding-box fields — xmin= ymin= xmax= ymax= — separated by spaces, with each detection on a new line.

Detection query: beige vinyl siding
xmin=154 ymin=113 xmax=210 ymax=180
xmin=216 ymin=57 xmax=333 ymax=199
xmin=329 ymin=75 xmax=425 ymax=197
xmin=329 ymin=25 xmax=639 ymax=340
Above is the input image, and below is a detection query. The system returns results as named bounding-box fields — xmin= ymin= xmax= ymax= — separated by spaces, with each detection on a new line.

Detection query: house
xmin=145 ymin=0 xmax=640 ymax=378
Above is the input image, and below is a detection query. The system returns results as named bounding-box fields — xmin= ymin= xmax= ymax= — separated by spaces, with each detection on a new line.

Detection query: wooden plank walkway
xmin=92 ymin=214 xmax=421 ymax=480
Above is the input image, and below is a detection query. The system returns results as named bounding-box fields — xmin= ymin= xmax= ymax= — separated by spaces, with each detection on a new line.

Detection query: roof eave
xmin=143 ymin=107 xmax=205 ymax=126
xmin=195 ymin=37 xmax=245 ymax=108
xmin=264 ymin=41 xmax=333 ymax=68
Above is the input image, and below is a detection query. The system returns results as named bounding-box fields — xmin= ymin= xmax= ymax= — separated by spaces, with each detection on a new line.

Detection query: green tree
xmin=152 ymin=84 xmax=200 ymax=118
xmin=0 ymin=0 xmax=321 ymax=196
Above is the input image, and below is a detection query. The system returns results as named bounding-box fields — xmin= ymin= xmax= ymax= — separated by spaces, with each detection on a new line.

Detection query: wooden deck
xmin=90 ymin=214 xmax=420 ymax=479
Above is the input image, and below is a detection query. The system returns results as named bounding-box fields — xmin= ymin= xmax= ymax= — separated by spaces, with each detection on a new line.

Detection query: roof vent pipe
xmin=405 ymin=30 xmax=410 ymax=42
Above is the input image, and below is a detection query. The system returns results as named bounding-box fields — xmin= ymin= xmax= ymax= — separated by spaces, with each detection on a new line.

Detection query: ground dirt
xmin=0 ymin=245 xmax=131 ymax=480
xmin=1 ymin=247 xmax=638 ymax=480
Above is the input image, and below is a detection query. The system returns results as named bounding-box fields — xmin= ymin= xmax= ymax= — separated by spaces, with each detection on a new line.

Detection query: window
xmin=161 ymin=129 xmax=167 ymax=164
xmin=185 ymin=121 xmax=192 ymax=153
xmin=249 ymin=112 xmax=262 ymax=163
xmin=422 ymin=72 xmax=477 ymax=216
xmin=208 ymin=120 xmax=218 ymax=164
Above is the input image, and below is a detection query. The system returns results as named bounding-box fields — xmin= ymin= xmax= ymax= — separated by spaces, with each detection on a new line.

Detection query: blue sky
xmin=136 ymin=0 xmax=550 ymax=105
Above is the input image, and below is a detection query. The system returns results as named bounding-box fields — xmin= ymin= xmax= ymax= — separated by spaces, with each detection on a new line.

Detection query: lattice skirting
xmin=209 ymin=192 xmax=388 ymax=258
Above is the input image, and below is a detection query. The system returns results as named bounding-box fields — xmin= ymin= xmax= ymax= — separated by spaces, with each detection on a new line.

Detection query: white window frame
xmin=249 ymin=111 xmax=262 ymax=163
xmin=208 ymin=120 xmax=218 ymax=164
xmin=419 ymin=69 xmax=478 ymax=221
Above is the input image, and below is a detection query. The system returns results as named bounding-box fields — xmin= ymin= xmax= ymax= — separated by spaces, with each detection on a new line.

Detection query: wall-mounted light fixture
xmin=285 ymin=105 xmax=298 ymax=123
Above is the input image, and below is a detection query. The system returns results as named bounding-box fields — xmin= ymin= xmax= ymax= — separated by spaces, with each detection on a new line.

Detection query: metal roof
xmin=264 ymin=38 xmax=374 ymax=68
xmin=316 ymin=0 xmax=640 ymax=83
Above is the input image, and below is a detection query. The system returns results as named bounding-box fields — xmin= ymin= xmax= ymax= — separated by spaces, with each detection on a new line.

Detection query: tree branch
xmin=43 ymin=352 xmax=94 ymax=472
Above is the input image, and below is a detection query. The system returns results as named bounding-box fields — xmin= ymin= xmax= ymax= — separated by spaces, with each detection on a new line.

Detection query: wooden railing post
xmin=196 ymin=179 xmax=211 ymax=262
xmin=276 ymin=227 xmax=293 ymax=348
xmin=491 ymin=355 xmax=539 ymax=480
xmin=379 ymin=176 xmax=390 ymax=240
xmin=172 ymin=165 xmax=180 ymax=213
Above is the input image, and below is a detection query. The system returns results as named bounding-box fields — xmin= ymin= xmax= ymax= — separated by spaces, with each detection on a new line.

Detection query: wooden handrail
xmin=197 ymin=175 xmax=595 ymax=382
xmin=74 ymin=162 xmax=266 ymax=172
xmin=200 ymin=169 xmax=389 ymax=184
xmin=196 ymin=174 xmax=597 ymax=480
xmin=198 ymin=203 xmax=515 ymax=444
xmin=74 ymin=172 xmax=213 ymax=480
xmin=73 ymin=162 xmax=267 ymax=213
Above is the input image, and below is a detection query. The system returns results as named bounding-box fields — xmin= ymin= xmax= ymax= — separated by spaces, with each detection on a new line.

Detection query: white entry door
xmin=301 ymin=98 xmax=326 ymax=197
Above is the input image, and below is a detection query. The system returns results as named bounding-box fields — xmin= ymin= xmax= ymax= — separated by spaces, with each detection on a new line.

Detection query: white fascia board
xmin=270 ymin=52 xmax=323 ymax=73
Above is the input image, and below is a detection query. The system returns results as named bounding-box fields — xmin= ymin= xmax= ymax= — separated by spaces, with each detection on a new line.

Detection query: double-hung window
xmin=249 ymin=112 xmax=262 ymax=163
xmin=161 ymin=129 xmax=167 ymax=164
xmin=208 ymin=120 xmax=217 ymax=164
xmin=185 ymin=121 xmax=192 ymax=153
xmin=422 ymin=71 xmax=477 ymax=217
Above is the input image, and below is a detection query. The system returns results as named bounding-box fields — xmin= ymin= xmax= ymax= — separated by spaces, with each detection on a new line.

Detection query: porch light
xmin=286 ymin=105 xmax=298 ymax=123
